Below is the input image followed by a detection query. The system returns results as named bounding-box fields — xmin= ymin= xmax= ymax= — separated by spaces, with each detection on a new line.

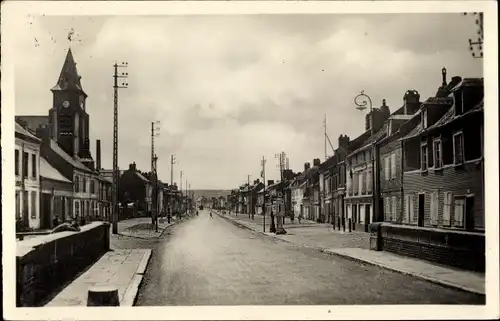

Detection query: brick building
xmin=119 ymin=162 xmax=153 ymax=217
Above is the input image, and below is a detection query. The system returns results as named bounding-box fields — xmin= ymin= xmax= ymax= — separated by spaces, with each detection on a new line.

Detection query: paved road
xmin=135 ymin=210 xmax=484 ymax=305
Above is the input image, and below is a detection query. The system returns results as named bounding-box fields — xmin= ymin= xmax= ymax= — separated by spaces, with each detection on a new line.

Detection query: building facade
xmin=15 ymin=122 xmax=42 ymax=230
xmin=401 ymin=78 xmax=484 ymax=231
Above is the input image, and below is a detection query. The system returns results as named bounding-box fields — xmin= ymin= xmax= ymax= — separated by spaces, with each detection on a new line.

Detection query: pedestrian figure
xmin=298 ymin=213 xmax=302 ymax=224
xmin=52 ymin=215 xmax=60 ymax=228
xmin=210 ymin=212 xmax=213 ymax=219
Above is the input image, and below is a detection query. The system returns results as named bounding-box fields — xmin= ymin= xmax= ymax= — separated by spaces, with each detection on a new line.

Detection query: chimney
xmin=313 ymin=158 xmax=321 ymax=167
xmin=267 ymin=180 xmax=274 ymax=186
xmin=338 ymin=134 xmax=350 ymax=150
xmin=129 ymin=162 xmax=136 ymax=171
xmin=369 ymin=100 xmax=390 ymax=133
xmin=96 ymin=139 xmax=101 ymax=172
xmin=404 ymin=90 xmax=421 ymax=115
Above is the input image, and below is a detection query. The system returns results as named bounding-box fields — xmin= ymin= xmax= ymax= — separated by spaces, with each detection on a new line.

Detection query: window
xmin=384 ymin=197 xmax=391 ymax=221
xmin=30 ymin=191 xmax=37 ymax=219
xmin=391 ymin=153 xmax=396 ymax=179
xmin=367 ymin=169 xmax=372 ymax=193
xmin=421 ymin=144 xmax=428 ymax=171
xmin=430 ymin=192 xmax=439 ymax=225
xmin=15 ymin=150 xmax=20 ymax=176
xmin=75 ymin=176 xmax=80 ymax=192
xmin=453 ymin=132 xmax=464 ymax=165
xmin=433 ymin=139 xmax=442 ymax=169
xmin=359 ymin=171 xmax=364 ymax=194
xmin=90 ymin=180 xmax=95 ymax=194
xmin=404 ymin=194 xmax=414 ymax=224
xmin=443 ymin=192 xmax=452 ymax=226
xmin=16 ymin=191 xmax=21 ymax=219
xmin=23 ymin=152 xmax=28 ymax=178
xmin=83 ymin=178 xmax=87 ymax=193
xmin=75 ymin=201 xmax=80 ymax=217
xmin=31 ymin=154 xmax=37 ymax=178
xmin=384 ymin=156 xmax=390 ymax=180
xmin=454 ymin=197 xmax=465 ymax=227
xmin=391 ymin=196 xmax=397 ymax=221
xmin=422 ymin=109 xmax=428 ymax=128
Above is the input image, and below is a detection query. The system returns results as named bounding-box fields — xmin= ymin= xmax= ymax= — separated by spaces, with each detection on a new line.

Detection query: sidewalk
xmin=217 ymin=211 xmax=485 ymax=296
xmin=45 ymin=249 xmax=152 ymax=306
xmin=113 ymin=216 xmax=184 ymax=239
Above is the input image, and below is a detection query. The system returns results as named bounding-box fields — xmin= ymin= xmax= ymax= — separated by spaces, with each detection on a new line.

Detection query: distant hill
xmin=191 ymin=189 xmax=232 ymax=200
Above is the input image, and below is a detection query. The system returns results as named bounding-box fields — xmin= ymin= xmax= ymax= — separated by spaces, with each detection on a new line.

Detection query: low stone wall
xmin=16 ymin=222 xmax=111 ymax=307
xmin=373 ymin=223 xmax=485 ymax=272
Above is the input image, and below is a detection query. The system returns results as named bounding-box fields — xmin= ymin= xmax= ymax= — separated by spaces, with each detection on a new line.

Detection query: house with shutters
xmin=345 ymin=101 xmax=390 ymax=232
xmin=393 ymin=75 xmax=484 ymax=271
xmin=15 ymin=122 xmax=42 ymax=230
xmin=331 ymin=135 xmax=350 ymax=228
xmin=376 ymin=91 xmax=423 ymax=224
xmin=318 ymin=156 xmax=338 ymax=223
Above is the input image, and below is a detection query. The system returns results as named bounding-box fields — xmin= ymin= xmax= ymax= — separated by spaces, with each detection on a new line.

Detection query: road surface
xmin=135 ymin=210 xmax=484 ymax=305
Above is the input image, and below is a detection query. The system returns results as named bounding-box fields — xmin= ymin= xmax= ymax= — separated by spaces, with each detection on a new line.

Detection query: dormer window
xmin=421 ymin=109 xmax=428 ymax=129
xmin=454 ymin=89 xmax=464 ymax=115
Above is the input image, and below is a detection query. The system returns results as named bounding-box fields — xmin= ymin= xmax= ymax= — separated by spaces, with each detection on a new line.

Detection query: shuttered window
xmin=384 ymin=157 xmax=390 ymax=180
xmin=454 ymin=197 xmax=465 ymax=227
xmin=367 ymin=169 xmax=372 ymax=193
xmin=359 ymin=171 xmax=365 ymax=194
xmin=391 ymin=196 xmax=397 ymax=221
xmin=391 ymin=153 xmax=396 ymax=179
xmin=385 ymin=197 xmax=391 ymax=221
xmin=430 ymin=192 xmax=439 ymax=225
xmin=443 ymin=192 xmax=452 ymax=226
xmin=404 ymin=195 xmax=409 ymax=223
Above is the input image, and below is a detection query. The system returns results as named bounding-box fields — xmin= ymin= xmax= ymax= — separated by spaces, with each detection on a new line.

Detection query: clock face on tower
xmin=62 ymin=101 xmax=70 ymax=108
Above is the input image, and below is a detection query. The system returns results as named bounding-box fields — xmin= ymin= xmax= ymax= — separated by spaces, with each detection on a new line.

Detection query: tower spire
xmin=51 ymin=47 xmax=85 ymax=95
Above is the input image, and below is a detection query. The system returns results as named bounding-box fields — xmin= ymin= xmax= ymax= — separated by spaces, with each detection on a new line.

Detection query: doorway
xmin=41 ymin=193 xmax=51 ymax=229
xmin=418 ymin=194 xmax=425 ymax=227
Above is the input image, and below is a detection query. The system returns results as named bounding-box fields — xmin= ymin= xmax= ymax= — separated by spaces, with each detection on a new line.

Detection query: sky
xmin=13 ymin=13 xmax=483 ymax=189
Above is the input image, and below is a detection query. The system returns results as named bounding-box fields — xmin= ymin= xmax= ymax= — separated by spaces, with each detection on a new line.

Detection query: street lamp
xmin=354 ymin=90 xmax=377 ymax=231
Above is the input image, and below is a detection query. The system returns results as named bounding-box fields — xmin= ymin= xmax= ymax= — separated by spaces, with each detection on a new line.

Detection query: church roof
xmin=51 ymin=48 xmax=87 ymax=96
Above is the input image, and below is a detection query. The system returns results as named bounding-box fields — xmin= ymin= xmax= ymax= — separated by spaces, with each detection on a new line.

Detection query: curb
xmin=121 ymin=249 xmax=153 ymax=306
xmin=217 ymin=213 xmax=484 ymax=297
xmin=321 ymin=249 xmax=485 ymax=296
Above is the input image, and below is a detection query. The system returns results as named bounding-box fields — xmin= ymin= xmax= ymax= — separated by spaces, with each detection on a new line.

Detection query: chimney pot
xmin=313 ymin=158 xmax=321 ymax=166
xmin=304 ymin=162 xmax=311 ymax=171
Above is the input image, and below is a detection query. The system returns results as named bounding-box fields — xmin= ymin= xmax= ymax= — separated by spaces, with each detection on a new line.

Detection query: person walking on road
xmin=210 ymin=211 xmax=213 ymax=219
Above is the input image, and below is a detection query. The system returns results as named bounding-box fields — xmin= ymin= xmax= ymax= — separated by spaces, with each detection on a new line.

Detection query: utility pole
xmin=261 ymin=156 xmax=266 ymax=233
xmin=324 ymin=114 xmax=327 ymax=161
xmin=153 ymin=154 xmax=159 ymax=232
xmin=180 ymin=170 xmax=183 ymax=217
xmin=274 ymin=151 xmax=287 ymax=234
xmin=112 ymin=61 xmax=128 ymax=235
xmin=247 ymin=174 xmax=251 ymax=219
xmin=151 ymin=121 xmax=160 ymax=228
xmin=463 ymin=12 xmax=484 ymax=59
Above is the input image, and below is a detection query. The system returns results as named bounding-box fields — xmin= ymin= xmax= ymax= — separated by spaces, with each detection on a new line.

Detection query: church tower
xmin=49 ymin=48 xmax=94 ymax=169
